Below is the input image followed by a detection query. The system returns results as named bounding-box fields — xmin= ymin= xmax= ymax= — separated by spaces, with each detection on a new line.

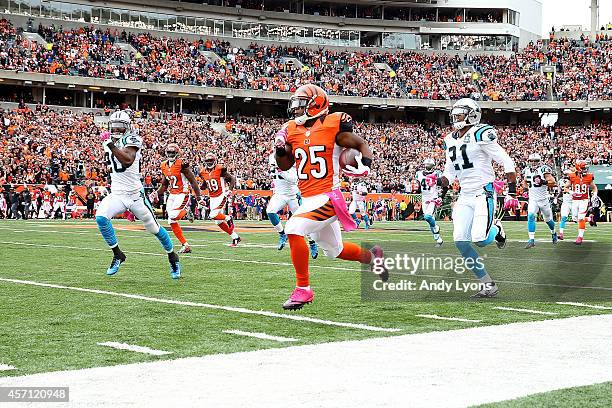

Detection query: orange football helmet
xmin=575 ymin=160 xmax=588 ymax=173
xmin=288 ymin=84 xmax=330 ymax=125
xmin=166 ymin=143 xmax=180 ymax=161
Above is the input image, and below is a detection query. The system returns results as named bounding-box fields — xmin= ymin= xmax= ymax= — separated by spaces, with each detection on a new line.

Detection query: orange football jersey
xmin=200 ymin=164 xmax=226 ymax=198
xmin=43 ymin=191 xmax=51 ymax=202
xmin=569 ymin=172 xmax=594 ymax=200
xmin=161 ymin=159 xmax=189 ymax=194
xmin=286 ymin=112 xmax=352 ymax=198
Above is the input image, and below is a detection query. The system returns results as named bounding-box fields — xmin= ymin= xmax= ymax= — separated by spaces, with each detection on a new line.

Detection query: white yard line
xmin=3 ymin=241 xmax=612 ymax=293
xmin=556 ymin=302 xmax=612 ymax=310
xmin=223 ymin=330 xmax=298 ymax=342
xmin=1 ymin=315 xmax=611 ymax=407
xmin=493 ymin=306 xmax=558 ymax=316
xmin=0 ymin=364 xmax=15 ymax=371
xmin=0 ymin=277 xmax=399 ymax=333
xmin=98 ymin=342 xmax=172 ymax=356
xmin=415 ymin=314 xmax=482 ymax=323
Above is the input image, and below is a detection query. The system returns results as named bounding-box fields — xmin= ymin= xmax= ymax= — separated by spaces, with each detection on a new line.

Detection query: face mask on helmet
xmin=109 ymin=121 xmax=128 ymax=137
xmin=424 ymin=160 xmax=435 ymax=173
xmin=287 ymin=97 xmax=309 ymax=123
xmin=166 ymin=149 xmax=178 ymax=161
xmin=204 ymin=156 xmax=216 ymax=169
xmin=450 ymin=107 xmax=470 ymax=130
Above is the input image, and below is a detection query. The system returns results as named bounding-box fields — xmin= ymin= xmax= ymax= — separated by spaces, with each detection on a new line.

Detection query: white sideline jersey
xmin=416 ymin=170 xmax=441 ymax=200
xmin=104 ymin=131 xmax=143 ymax=194
xmin=269 ymin=154 xmax=299 ymax=196
xmin=351 ymin=183 xmax=368 ymax=202
xmin=524 ymin=165 xmax=553 ymax=201
xmin=443 ymin=124 xmax=515 ymax=195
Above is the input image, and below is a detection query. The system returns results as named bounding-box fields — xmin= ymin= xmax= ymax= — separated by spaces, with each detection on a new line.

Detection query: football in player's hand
xmin=339 ymin=148 xmax=360 ymax=171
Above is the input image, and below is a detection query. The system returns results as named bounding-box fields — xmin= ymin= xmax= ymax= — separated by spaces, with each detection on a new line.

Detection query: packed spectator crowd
xmin=1 ymin=107 xmax=610 ymax=195
xmin=3 ymin=18 xmax=612 ymax=101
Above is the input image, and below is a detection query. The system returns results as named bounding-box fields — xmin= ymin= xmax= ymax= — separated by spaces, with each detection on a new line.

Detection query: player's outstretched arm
xmin=109 ymin=145 xmax=137 ymax=168
xmin=157 ymin=175 xmax=168 ymax=197
xmin=221 ymin=168 xmax=236 ymax=190
xmin=183 ymin=166 xmax=202 ymax=199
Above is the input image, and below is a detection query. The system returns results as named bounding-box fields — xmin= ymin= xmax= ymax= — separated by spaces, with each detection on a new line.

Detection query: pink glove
xmin=425 ymin=173 xmax=437 ymax=187
xmin=493 ymin=179 xmax=505 ymax=194
xmin=504 ymin=195 xmax=519 ymax=211
xmin=432 ymin=197 xmax=442 ymax=207
xmin=123 ymin=210 xmax=136 ymax=222
xmin=343 ymin=153 xmax=370 ymax=178
xmin=522 ymin=191 xmax=529 ymax=199
xmin=100 ymin=131 xmax=111 ymax=142
xmin=274 ymin=128 xmax=288 ymax=149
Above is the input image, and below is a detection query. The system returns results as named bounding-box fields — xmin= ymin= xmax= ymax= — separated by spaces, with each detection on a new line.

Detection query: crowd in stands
xmin=3 ymin=18 xmax=612 ymax=101
xmin=1 ymin=108 xmax=610 ymax=196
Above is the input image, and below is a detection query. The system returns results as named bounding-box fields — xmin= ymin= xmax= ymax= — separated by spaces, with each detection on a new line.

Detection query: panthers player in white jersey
xmin=95 ymin=110 xmax=181 ymax=279
xmin=349 ymin=182 xmax=370 ymax=230
xmin=267 ymin=153 xmax=318 ymax=258
xmin=522 ymin=153 xmax=558 ymax=249
xmin=440 ymin=98 xmax=516 ymax=298
xmin=416 ymin=158 xmax=443 ymax=246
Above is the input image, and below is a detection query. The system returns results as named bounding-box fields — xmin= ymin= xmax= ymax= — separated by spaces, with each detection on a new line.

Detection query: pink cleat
xmin=558 ymin=232 xmax=564 ymax=240
xmin=124 ymin=211 xmax=136 ymax=222
xmin=370 ymin=245 xmax=389 ymax=282
xmin=575 ymin=236 xmax=583 ymax=245
xmin=282 ymin=287 xmax=314 ymax=310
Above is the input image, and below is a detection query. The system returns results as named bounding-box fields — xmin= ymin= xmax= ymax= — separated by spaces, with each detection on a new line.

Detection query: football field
xmin=0 ymin=219 xmax=611 ymax=406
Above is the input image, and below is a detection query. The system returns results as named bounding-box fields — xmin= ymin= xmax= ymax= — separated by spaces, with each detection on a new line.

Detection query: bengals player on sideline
xmin=275 ymin=83 xmax=386 ymax=310
xmin=152 ymin=143 xmax=203 ymax=254
xmin=200 ymin=152 xmax=241 ymax=246
xmin=564 ymin=160 xmax=598 ymax=245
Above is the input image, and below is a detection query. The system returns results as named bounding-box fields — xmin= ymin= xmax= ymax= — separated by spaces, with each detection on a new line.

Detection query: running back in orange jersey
xmin=569 ymin=172 xmax=594 ymax=200
xmin=286 ymin=112 xmax=353 ymax=197
xmin=200 ymin=164 xmax=226 ymax=198
xmin=161 ymin=158 xmax=189 ymax=194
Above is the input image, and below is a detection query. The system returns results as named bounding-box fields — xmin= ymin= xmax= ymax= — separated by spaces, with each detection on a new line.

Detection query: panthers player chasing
xmin=440 ymin=98 xmax=516 ymax=298
xmin=564 ymin=160 xmax=598 ymax=245
xmin=416 ymin=158 xmax=443 ymax=246
xmin=96 ymin=110 xmax=181 ymax=279
xmin=152 ymin=143 xmax=203 ymax=254
xmin=522 ymin=153 xmax=558 ymax=249
xmin=267 ymin=152 xmax=318 ymax=258
xmin=275 ymin=84 xmax=386 ymax=310
xmin=348 ymin=181 xmax=370 ymax=230
xmin=200 ymin=153 xmax=241 ymax=246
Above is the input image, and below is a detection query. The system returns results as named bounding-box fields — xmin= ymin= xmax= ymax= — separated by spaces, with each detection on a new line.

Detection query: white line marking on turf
xmin=415 ymin=314 xmax=482 ymax=323
xmin=223 ymin=330 xmax=298 ymax=342
xmin=0 ymin=278 xmax=399 ymax=333
xmin=3 ymin=241 xmax=612 ymax=293
xmin=97 ymin=342 xmax=172 ymax=356
xmin=5 ymin=315 xmax=611 ymax=407
xmin=493 ymin=307 xmax=558 ymax=316
xmin=0 ymin=364 xmax=15 ymax=371
xmin=556 ymin=302 xmax=612 ymax=310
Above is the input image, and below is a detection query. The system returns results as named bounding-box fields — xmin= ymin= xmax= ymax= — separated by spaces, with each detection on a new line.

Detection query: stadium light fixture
xmin=605 ymin=108 xmax=610 ymax=112
xmin=398 ymin=106 xmax=404 ymax=111
xmin=226 ymin=95 xmax=234 ymax=99
xmin=177 ymin=93 xmax=189 ymax=97
xmin=67 ymin=84 xmax=75 ymax=88
xmin=564 ymin=109 xmax=570 ymax=112
xmin=160 ymin=91 xmax=167 ymax=95
xmin=46 ymin=81 xmax=55 ymax=86
xmin=362 ymin=105 xmax=369 ymax=109
xmin=119 ymin=88 xmax=126 ymax=92
xmin=24 ymin=80 xmax=33 ymax=85
xmin=427 ymin=107 xmax=434 ymax=112
xmin=88 ymin=86 xmax=101 ymax=90
xmin=139 ymin=89 xmax=148 ymax=93
xmin=0 ymin=78 xmax=3 ymax=82
xmin=206 ymin=95 xmax=214 ymax=99
xmin=244 ymin=97 xmax=252 ymax=102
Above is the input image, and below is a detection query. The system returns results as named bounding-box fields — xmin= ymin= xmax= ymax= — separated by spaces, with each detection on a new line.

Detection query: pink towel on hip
xmin=325 ymin=189 xmax=357 ymax=231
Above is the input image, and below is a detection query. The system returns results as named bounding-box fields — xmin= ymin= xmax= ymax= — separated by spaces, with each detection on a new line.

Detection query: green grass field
xmin=0 ymin=219 xmax=610 ymax=405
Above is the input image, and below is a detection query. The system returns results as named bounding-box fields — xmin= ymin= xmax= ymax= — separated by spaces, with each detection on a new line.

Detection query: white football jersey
xmin=443 ymin=124 xmax=515 ymax=195
xmin=104 ymin=130 xmax=143 ymax=194
xmin=416 ymin=170 xmax=441 ymax=200
xmin=351 ymin=183 xmax=368 ymax=202
xmin=524 ymin=165 xmax=553 ymax=201
xmin=269 ymin=154 xmax=299 ymax=196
